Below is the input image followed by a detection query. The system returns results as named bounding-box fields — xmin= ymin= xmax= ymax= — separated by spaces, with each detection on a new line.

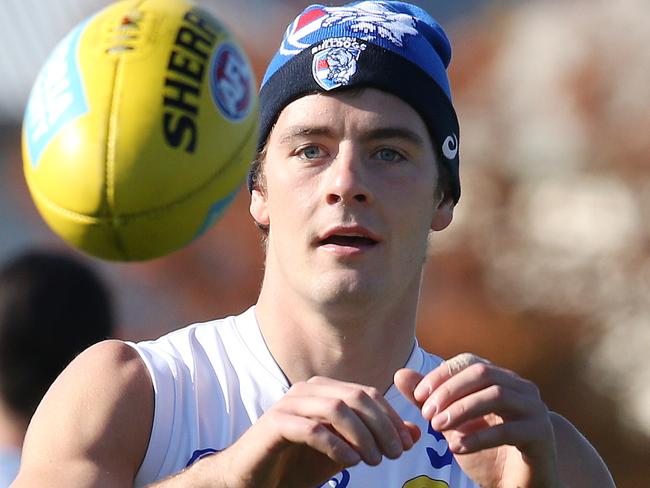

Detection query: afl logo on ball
xmin=210 ymin=42 xmax=253 ymax=122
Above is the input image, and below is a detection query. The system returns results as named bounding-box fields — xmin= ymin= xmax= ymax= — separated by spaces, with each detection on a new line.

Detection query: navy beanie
xmin=249 ymin=0 xmax=460 ymax=202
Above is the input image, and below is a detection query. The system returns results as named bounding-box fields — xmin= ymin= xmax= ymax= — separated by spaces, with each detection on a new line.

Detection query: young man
xmin=13 ymin=2 xmax=614 ymax=487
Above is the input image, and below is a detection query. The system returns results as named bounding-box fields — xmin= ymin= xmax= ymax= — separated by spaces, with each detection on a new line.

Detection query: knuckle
xmin=346 ymin=388 xmax=368 ymax=403
xmin=302 ymin=419 xmax=324 ymax=437
xmin=514 ymin=375 xmax=540 ymax=397
xmin=525 ymin=380 xmax=541 ymax=398
xmin=329 ymin=442 xmax=351 ymax=462
xmin=364 ymin=386 xmax=381 ymax=401
xmin=471 ymin=362 xmax=491 ymax=379
xmin=327 ymin=398 xmax=347 ymax=416
xmin=490 ymin=384 xmax=506 ymax=401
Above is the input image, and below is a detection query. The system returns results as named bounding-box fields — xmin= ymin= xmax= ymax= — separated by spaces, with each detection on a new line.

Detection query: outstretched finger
xmin=429 ymin=385 xmax=547 ymax=433
xmin=417 ymin=354 xmax=491 ymax=400
xmin=421 ymin=367 xmax=541 ymax=422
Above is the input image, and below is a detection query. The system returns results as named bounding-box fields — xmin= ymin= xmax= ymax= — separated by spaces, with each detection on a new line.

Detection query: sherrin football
xmin=22 ymin=0 xmax=258 ymax=261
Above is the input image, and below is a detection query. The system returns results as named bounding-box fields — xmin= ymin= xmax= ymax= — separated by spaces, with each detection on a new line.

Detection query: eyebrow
xmin=277 ymin=126 xmax=425 ymax=146
xmin=278 ymin=126 xmax=334 ymax=145
xmin=361 ymin=127 xmax=425 ymax=146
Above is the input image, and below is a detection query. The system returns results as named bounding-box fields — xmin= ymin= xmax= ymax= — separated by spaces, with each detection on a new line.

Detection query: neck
xmin=255 ymin=272 xmax=421 ymax=394
xmin=0 ymin=399 xmax=27 ymax=450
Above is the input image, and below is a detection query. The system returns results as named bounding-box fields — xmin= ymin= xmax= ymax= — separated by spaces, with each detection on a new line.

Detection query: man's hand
xmin=394 ymin=353 xmax=560 ymax=488
xmin=210 ymin=376 xmax=421 ymax=488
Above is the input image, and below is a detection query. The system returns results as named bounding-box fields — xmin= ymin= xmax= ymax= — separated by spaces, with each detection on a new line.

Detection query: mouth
xmin=316 ymin=227 xmax=381 ymax=253
xmin=319 ymin=235 xmax=378 ymax=247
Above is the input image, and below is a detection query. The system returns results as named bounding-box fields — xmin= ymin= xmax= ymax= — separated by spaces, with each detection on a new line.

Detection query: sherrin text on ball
xmin=22 ymin=0 xmax=258 ymax=260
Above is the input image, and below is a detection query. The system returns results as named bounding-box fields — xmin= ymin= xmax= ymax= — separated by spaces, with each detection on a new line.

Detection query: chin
xmin=312 ymin=273 xmax=382 ymax=308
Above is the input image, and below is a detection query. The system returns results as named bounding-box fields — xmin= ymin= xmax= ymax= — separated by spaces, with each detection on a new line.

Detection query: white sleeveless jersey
xmin=127 ymin=307 xmax=479 ymax=488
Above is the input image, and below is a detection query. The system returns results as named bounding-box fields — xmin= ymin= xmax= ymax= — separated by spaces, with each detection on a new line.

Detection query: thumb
xmin=394 ymin=368 xmax=425 ymax=407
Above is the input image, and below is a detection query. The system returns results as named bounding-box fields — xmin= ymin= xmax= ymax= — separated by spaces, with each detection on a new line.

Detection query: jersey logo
xmin=185 ymin=447 xmax=219 ymax=467
xmin=426 ymin=424 xmax=453 ymax=469
xmin=281 ymin=1 xmax=419 ymax=55
xmin=403 ymin=475 xmax=450 ymax=488
xmin=318 ymin=469 xmax=350 ymax=487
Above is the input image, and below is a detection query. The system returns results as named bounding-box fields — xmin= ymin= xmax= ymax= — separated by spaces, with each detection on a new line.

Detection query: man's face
xmin=250 ymin=88 xmax=453 ymax=312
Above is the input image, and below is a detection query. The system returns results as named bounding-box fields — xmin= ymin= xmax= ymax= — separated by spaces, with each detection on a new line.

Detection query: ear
xmin=431 ymin=195 xmax=454 ymax=231
xmin=249 ymin=188 xmax=270 ymax=226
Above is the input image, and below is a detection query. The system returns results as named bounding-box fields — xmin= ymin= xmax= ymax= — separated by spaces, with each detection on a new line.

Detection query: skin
xmin=12 ymin=89 xmax=615 ymax=488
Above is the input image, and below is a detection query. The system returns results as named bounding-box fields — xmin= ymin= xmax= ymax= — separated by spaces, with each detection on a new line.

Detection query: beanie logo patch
xmin=311 ymin=38 xmax=367 ymax=91
xmin=442 ymin=134 xmax=459 ymax=160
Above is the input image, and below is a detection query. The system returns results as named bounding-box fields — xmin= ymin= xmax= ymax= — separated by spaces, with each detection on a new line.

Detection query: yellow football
xmin=22 ymin=0 xmax=258 ymax=261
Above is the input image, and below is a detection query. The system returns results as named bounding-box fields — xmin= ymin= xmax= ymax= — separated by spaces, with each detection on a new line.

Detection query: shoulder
xmin=127 ymin=312 xmax=250 ymax=383
xmin=33 ymin=339 xmax=152 ymax=418
xmin=16 ymin=340 xmax=153 ymax=486
xmin=550 ymin=412 xmax=616 ymax=487
xmin=57 ymin=339 xmax=152 ymax=407
xmin=131 ymin=310 xmax=248 ymax=355
xmin=32 ymin=339 xmax=152 ymax=447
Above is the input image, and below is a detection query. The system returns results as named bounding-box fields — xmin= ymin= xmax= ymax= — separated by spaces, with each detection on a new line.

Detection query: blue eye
xmin=300 ymin=145 xmax=324 ymax=159
xmin=375 ymin=148 xmax=404 ymax=162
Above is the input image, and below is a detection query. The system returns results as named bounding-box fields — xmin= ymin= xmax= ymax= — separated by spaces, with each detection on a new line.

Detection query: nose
xmin=324 ymin=146 xmax=373 ymax=206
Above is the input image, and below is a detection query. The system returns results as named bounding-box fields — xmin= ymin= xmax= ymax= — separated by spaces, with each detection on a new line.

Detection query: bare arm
xmin=12 ymin=340 xmax=153 ymax=488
